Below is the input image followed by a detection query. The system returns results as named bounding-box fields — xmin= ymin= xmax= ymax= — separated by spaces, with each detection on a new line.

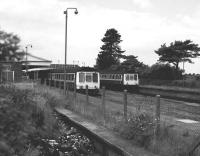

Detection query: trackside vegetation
xmin=0 ymin=84 xmax=95 ymax=156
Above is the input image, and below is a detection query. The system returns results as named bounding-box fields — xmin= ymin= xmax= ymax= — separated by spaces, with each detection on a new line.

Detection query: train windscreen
xmin=134 ymin=74 xmax=137 ymax=80
xmin=86 ymin=73 xmax=92 ymax=82
xmin=93 ymin=73 xmax=98 ymax=82
xmin=79 ymin=72 xmax=85 ymax=82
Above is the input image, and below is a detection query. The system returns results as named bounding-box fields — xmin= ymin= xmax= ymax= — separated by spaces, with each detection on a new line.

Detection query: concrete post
xmin=86 ymin=85 xmax=89 ymax=105
xmin=123 ymin=89 xmax=128 ymax=122
xmin=155 ymin=95 xmax=161 ymax=137
xmin=102 ymin=86 xmax=106 ymax=123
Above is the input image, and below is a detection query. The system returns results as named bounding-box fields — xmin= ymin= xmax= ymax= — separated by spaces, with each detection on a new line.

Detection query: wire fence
xmin=42 ymin=79 xmax=200 ymax=156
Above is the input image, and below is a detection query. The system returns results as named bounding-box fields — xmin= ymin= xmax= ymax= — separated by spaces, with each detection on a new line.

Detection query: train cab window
xmin=134 ymin=74 xmax=138 ymax=80
xmin=126 ymin=74 xmax=129 ymax=81
xmin=93 ymin=73 xmax=98 ymax=82
xmin=86 ymin=73 xmax=92 ymax=82
xmin=130 ymin=75 xmax=134 ymax=81
xmin=79 ymin=72 xmax=85 ymax=82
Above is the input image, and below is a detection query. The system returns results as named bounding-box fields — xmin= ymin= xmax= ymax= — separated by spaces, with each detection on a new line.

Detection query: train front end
xmin=76 ymin=71 xmax=100 ymax=94
xmin=123 ymin=73 xmax=139 ymax=92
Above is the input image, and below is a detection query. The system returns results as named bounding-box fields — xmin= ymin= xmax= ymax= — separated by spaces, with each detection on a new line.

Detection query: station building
xmin=0 ymin=53 xmax=52 ymax=83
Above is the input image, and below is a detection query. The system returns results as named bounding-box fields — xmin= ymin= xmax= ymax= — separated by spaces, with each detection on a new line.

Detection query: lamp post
xmin=25 ymin=44 xmax=32 ymax=76
xmin=63 ymin=8 xmax=78 ymax=94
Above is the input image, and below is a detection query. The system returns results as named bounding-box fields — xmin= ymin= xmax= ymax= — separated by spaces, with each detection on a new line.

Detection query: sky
xmin=0 ymin=0 xmax=200 ymax=74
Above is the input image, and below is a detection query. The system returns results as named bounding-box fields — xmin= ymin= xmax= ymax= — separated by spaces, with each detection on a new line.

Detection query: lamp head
xmin=74 ymin=9 xmax=78 ymax=15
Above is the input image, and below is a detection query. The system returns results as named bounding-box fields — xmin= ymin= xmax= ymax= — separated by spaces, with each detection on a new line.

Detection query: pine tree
xmin=96 ymin=28 xmax=125 ymax=70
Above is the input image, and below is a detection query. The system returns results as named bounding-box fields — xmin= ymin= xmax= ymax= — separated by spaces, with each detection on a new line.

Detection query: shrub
xmin=114 ymin=113 xmax=154 ymax=147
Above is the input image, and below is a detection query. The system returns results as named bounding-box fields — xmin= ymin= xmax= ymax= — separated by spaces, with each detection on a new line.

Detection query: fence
xmin=42 ymin=79 xmax=200 ymax=156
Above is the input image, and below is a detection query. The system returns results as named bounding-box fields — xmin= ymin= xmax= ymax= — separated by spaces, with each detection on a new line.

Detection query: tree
xmin=155 ymin=40 xmax=200 ymax=71
xmin=0 ymin=29 xmax=24 ymax=61
xmin=121 ymin=55 xmax=143 ymax=72
xmin=148 ymin=63 xmax=182 ymax=80
xmin=96 ymin=28 xmax=125 ymax=70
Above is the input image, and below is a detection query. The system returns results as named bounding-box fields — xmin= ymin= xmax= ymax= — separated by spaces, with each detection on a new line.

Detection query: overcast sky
xmin=0 ymin=0 xmax=200 ymax=73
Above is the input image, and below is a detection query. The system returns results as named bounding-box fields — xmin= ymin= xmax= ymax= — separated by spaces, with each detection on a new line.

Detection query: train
xmin=47 ymin=66 xmax=100 ymax=94
xmin=99 ymin=71 xmax=139 ymax=92
xmin=27 ymin=64 xmax=139 ymax=94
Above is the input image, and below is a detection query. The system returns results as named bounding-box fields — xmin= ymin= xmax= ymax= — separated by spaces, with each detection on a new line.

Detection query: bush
xmin=114 ymin=113 xmax=154 ymax=147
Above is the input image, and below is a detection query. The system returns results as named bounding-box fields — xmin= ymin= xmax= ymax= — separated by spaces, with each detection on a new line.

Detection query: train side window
xmin=67 ymin=74 xmax=69 ymax=80
xmin=116 ymin=75 xmax=119 ymax=79
xmin=93 ymin=73 xmax=98 ymax=82
xmin=105 ymin=74 xmax=108 ymax=79
xmin=86 ymin=73 xmax=92 ymax=82
xmin=134 ymin=74 xmax=137 ymax=80
xmin=79 ymin=72 xmax=85 ymax=82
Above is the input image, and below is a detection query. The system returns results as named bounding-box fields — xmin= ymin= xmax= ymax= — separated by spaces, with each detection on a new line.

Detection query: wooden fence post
xmin=102 ymin=86 xmax=106 ymax=123
xmin=123 ymin=89 xmax=128 ymax=122
xmin=45 ymin=79 xmax=48 ymax=86
xmin=155 ymin=95 xmax=160 ymax=137
xmin=86 ymin=85 xmax=89 ymax=105
xmin=59 ymin=81 xmax=62 ymax=92
xmin=74 ymin=84 xmax=76 ymax=99
xmin=54 ymin=80 xmax=56 ymax=88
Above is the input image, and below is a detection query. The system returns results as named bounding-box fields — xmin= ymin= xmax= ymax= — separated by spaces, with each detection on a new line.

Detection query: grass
xmin=140 ymin=78 xmax=200 ymax=91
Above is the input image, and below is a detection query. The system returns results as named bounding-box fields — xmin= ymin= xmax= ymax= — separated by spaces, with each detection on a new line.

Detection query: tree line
xmin=95 ymin=28 xmax=200 ymax=80
xmin=1 ymin=28 xmax=200 ymax=80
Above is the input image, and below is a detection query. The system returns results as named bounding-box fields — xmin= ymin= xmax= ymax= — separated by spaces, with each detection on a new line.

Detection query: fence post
xmin=102 ymin=86 xmax=106 ymax=124
xmin=86 ymin=85 xmax=89 ymax=105
xmin=74 ymin=83 xmax=76 ymax=99
xmin=59 ymin=81 xmax=62 ymax=92
xmin=155 ymin=95 xmax=161 ymax=137
xmin=123 ymin=89 xmax=128 ymax=123
xmin=54 ymin=80 xmax=56 ymax=88
xmin=45 ymin=79 xmax=48 ymax=86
